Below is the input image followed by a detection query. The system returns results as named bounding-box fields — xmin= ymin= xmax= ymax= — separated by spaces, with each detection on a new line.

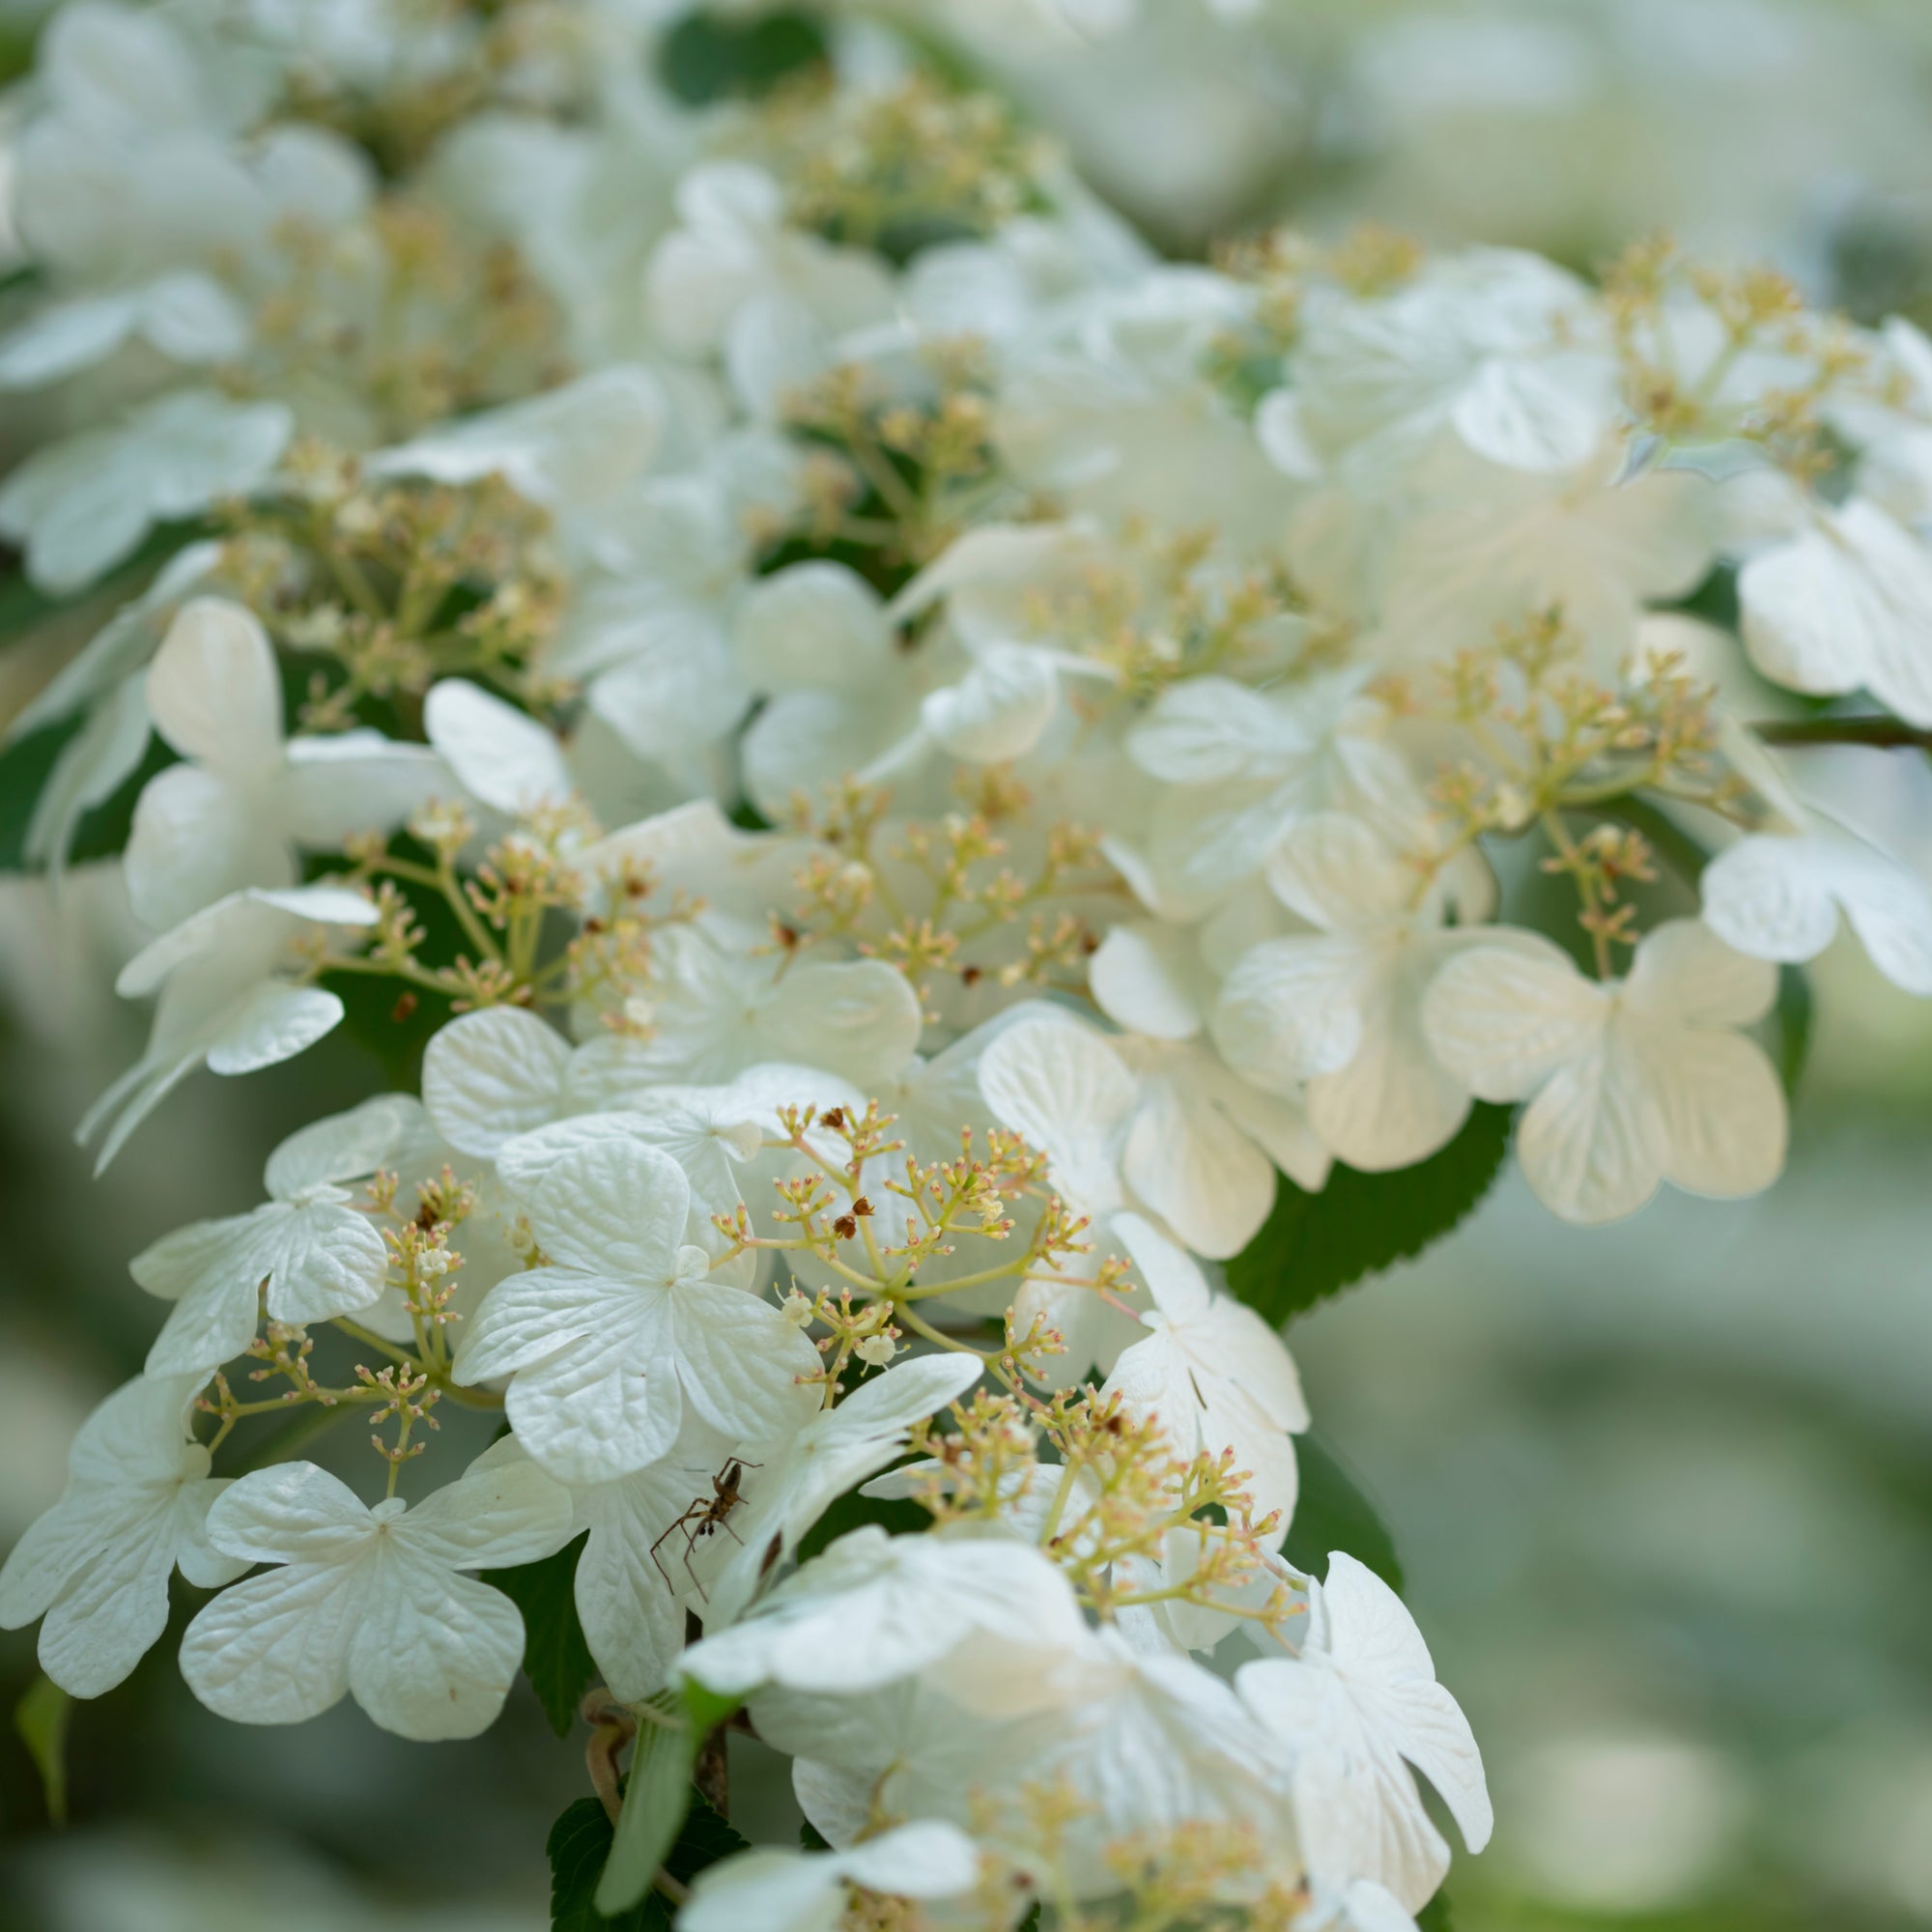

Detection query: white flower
xmin=606 ymin=924 xmax=923 ymax=1093
xmin=1237 ymin=1552 xmax=1492 ymax=1913
xmin=1702 ymin=821 xmax=1932 ymax=996
xmin=0 ymin=389 xmax=290 ymax=594
xmin=699 ymin=1353 xmax=983 ymax=1625
xmin=126 ymin=598 xmax=441 ymax=931
xmin=1293 ymin=248 xmax=1612 ymax=476
xmin=1370 ymin=450 xmax=1714 ymax=669
xmin=129 ymin=1107 xmax=394 ymax=1377
xmin=179 ymin=1452 xmax=572 ymax=1741
xmin=683 ymin=1523 xmax=1087 ymax=1699
xmin=79 ymin=884 xmax=379 ymax=1172
xmin=1422 ymin=918 xmax=1786 ymax=1224
xmin=680 ymin=1822 xmax=980 ymax=1932
xmin=1101 ymin=1213 xmax=1307 ymax=1537
xmin=643 ymin=163 xmax=896 ymax=416
xmin=0 ymin=1376 xmax=244 ymax=1697
xmin=452 ymin=1135 xmax=820 ymax=1485
xmin=1739 ymin=498 xmax=1932 ymax=725
xmin=1210 ymin=813 xmax=1512 ymax=1172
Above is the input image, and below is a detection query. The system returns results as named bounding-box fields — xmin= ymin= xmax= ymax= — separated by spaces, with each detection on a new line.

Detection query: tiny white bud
xmin=781 ymin=1289 xmax=814 ymax=1328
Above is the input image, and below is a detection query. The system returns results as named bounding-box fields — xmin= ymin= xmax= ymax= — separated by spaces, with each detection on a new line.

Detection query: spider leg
xmin=650 ymin=1504 xmax=705 ymax=1592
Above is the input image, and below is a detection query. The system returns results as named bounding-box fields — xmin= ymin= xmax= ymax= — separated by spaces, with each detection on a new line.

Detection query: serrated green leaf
xmin=657 ymin=9 xmax=828 ymax=104
xmin=1285 ymin=1435 xmax=1405 ymax=1593
xmin=1226 ymin=1104 xmax=1514 ymax=1326
xmin=14 ymin=1673 xmax=70 ymax=1827
xmin=482 ymin=1532 xmax=598 ymax=1739
xmin=548 ymin=1785 xmax=750 ymax=1931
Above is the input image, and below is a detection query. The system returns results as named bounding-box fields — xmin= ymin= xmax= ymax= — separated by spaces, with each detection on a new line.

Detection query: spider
xmin=649 ymin=1459 xmax=760 ymax=1601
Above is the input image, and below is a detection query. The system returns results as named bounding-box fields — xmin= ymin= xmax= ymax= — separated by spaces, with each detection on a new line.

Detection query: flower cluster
xmin=5 ymin=4 xmax=1931 ymax=1928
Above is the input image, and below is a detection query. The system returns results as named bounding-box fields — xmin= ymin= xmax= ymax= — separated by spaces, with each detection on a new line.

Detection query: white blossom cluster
xmin=5 ymin=3 xmax=1932 ymax=1928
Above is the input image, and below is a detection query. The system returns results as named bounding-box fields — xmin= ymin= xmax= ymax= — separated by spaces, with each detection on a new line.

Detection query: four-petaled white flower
xmin=1423 ymin=919 xmax=1787 ymax=1224
xmin=79 ymin=884 xmax=379 ymax=1173
xmin=125 ymin=597 xmax=442 ymax=933
xmin=1101 ymin=1213 xmax=1308 ymax=1538
xmin=1238 ymin=1551 xmax=1492 ymax=1913
xmin=453 ymin=1135 xmax=820 ymax=1484
xmin=179 ymin=1451 xmax=572 ymax=1740
xmin=0 ymin=1376 xmax=245 ymax=1696
xmin=128 ymin=1099 xmax=403 ymax=1376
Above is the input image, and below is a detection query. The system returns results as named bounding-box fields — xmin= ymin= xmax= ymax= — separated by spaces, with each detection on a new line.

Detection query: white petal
xmin=521 ymin=1136 xmax=691 ymax=1280
xmin=144 ymin=598 xmax=284 ymax=773
xmin=574 ymin=1462 xmax=709 ymax=1701
xmin=1122 ymin=1076 xmax=1276 ymax=1262
xmin=35 ymin=1505 xmax=177 ymax=1697
xmin=1212 ymin=936 xmax=1365 ymax=1091
xmin=1700 ymin=835 xmax=1843 ymax=965
xmin=126 ymin=763 xmax=292 ymax=930
xmin=1642 ymin=1024 xmax=1786 ymax=1201
xmin=1421 ymin=936 xmax=1605 ymax=1100
xmin=179 ymin=1560 xmax=367 ymax=1725
xmin=204 ymin=1463 xmax=374 ymax=1564
xmin=422 ymin=679 xmax=570 ymax=815
xmin=204 ymin=982 xmax=346 ymax=1075
xmin=1089 ymin=922 xmax=1209 ymax=1039
xmin=1740 ymin=499 xmax=1932 ymax=724
xmin=392 ymin=1456 xmax=573 ymax=1571
xmin=455 ymin=1267 xmax=646 ymax=1385
xmin=920 ymin=645 xmax=1061 ymax=763
xmin=735 ymin=561 xmax=890 ymax=694
xmin=979 ymin=1016 xmax=1134 ymax=1218
xmin=1266 ymin=812 xmax=1414 ymax=932
xmin=349 ymin=1550 xmax=526 ymax=1740
xmin=768 ymin=960 xmax=923 ymax=1092
xmin=666 ymin=1285 xmax=821 ymax=1443
xmin=421 ymin=1008 xmax=570 ymax=1155
xmin=1513 ymin=1035 xmax=1666 ymax=1225
xmin=265 ymin=1094 xmax=424 ymax=1199
xmin=1624 ymin=918 xmax=1776 ymax=1028
xmin=505 ymin=1334 xmax=675 ymax=1487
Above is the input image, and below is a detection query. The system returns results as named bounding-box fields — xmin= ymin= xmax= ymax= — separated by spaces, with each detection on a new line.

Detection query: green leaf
xmin=1226 ymin=1104 xmax=1514 ymax=1326
xmin=1416 ymin=1888 xmax=1454 ymax=1930
xmin=482 ymin=1532 xmax=598 ymax=1739
xmin=1284 ymin=1435 xmax=1405 ymax=1592
xmin=657 ymin=10 xmax=829 ymax=104
xmin=1775 ymin=962 xmax=1813 ymax=1098
xmin=799 ymin=1818 xmax=833 ymax=1853
xmin=595 ymin=1682 xmax=743 ymax=1916
xmin=549 ymin=1784 xmax=749 ymax=1931
xmin=14 ymin=1673 xmax=71 ymax=1827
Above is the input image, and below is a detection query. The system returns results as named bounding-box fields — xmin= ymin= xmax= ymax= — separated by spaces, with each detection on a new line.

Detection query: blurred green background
xmin=3 ymin=1 xmax=1932 ymax=1926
